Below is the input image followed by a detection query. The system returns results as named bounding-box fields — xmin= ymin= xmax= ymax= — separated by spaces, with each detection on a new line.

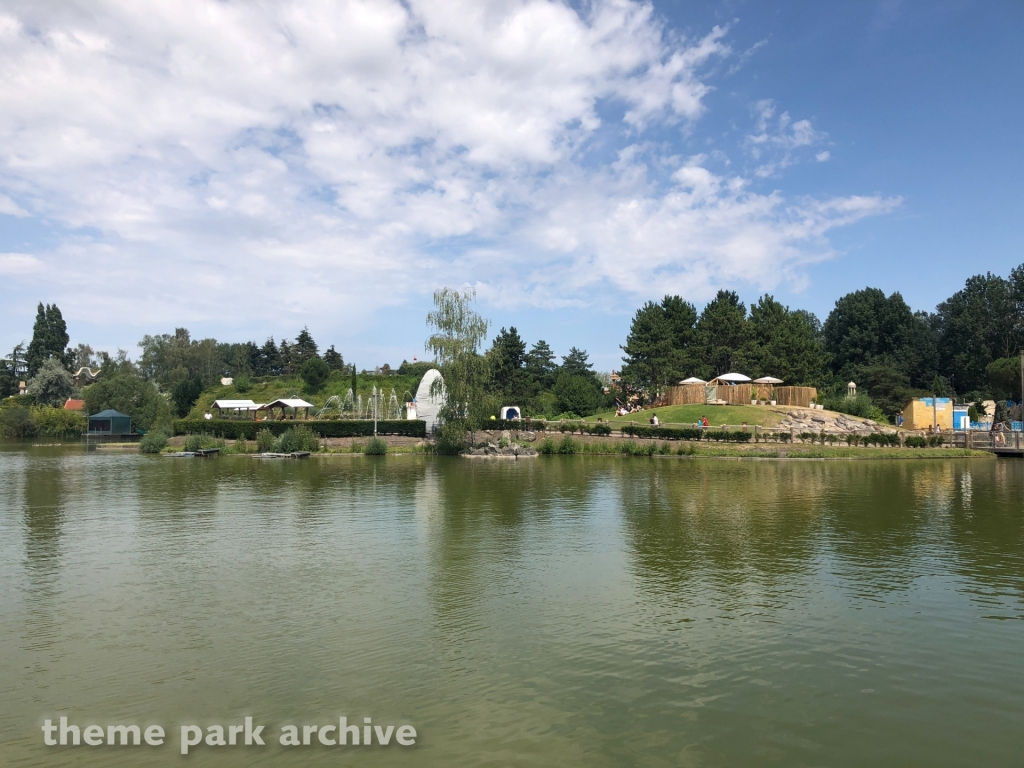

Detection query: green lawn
xmin=586 ymin=403 xmax=788 ymax=428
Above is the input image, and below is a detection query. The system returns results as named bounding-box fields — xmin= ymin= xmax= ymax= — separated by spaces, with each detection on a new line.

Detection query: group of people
xmin=615 ymin=399 xmax=643 ymax=417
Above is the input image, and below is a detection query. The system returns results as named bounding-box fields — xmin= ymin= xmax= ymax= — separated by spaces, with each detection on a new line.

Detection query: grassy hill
xmin=185 ymin=371 xmax=427 ymax=420
xmin=585 ymin=403 xmax=788 ymax=428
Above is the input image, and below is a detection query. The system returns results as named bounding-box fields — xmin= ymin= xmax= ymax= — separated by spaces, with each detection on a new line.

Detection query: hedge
xmin=621 ymin=425 xmax=752 ymax=442
xmin=173 ymin=419 xmax=426 ymax=439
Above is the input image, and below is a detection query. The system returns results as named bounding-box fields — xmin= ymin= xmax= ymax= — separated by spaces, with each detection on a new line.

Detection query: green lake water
xmin=2 ymin=447 xmax=1024 ymax=766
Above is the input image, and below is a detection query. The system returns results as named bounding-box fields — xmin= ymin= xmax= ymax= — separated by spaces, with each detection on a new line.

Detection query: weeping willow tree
xmin=426 ymin=288 xmax=491 ymax=453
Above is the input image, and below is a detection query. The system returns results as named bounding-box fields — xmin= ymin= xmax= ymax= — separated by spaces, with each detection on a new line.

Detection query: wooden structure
xmin=903 ymin=398 xmax=953 ymax=431
xmin=259 ymin=398 xmax=314 ymax=420
xmin=770 ymin=387 xmax=817 ymax=407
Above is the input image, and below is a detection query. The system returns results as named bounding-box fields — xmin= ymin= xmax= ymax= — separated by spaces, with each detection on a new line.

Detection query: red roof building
xmin=64 ymin=398 xmax=85 ymax=411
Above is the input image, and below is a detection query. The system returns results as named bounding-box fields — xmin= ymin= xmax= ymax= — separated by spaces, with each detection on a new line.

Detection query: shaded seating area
xmin=211 ymin=399 xmax=263 ymax=419
xmin=259 ymin=398 xmax=314 ymax=420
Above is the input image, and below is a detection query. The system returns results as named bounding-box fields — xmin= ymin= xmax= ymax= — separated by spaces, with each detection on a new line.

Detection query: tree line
xmin=619 ymin=265 xmax=1024 ymax=416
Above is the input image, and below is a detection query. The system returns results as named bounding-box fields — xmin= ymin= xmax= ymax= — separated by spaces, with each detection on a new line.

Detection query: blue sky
xmin=1 ymin=0 xmax=1021 ymax=372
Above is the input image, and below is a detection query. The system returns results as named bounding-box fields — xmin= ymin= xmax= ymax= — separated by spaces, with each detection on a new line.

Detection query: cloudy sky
xmin=1 ymin=0 xmax=1021 ymax=370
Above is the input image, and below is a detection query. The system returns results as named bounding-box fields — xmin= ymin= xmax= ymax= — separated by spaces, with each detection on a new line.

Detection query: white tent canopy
xmin=710 ymin=372 xmax=752 ymax=384
xmin=211 ymin=399 xmax=259 ymax=411
xmin=753 ymin=376 xmax=784 ymax=384
xmin=678 ymin=376 xmax=707 ymax=384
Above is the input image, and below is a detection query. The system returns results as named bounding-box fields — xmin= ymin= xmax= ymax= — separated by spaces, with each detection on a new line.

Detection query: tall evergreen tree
xmin=744 ymin=296 xmax=829 ymax=386
xmin=25 ymin=303 xmax=71 ymax=376
xmin=292 ymin=327 xmax=319 ymax=367
xmin=695 ymin=290 xmax=747 ymax=378
xmin=524 ymin=340 xmax=558 ymax=390
xmin=487 ymin=327 xmax=529 ymax=402
xmin=323 ymin=345 xmax=345 ymax=371
xmin=561 ymin=347 xmax=594 ymax=377
xmin=620 ymin=301 xmax=674 ymax=398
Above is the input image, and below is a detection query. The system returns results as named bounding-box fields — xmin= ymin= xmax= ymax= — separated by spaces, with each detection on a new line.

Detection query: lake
xmin=2 ymin=447 xmax=1023 ymax=766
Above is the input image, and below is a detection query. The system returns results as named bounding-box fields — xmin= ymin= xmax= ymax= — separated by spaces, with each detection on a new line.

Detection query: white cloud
xmin=0 ymin=252 xmax=43 ymax=274
xmin=0 ymin=0 xmax=892 ymax=332
xmin=0 ymin=194 xmax=28 ymax=217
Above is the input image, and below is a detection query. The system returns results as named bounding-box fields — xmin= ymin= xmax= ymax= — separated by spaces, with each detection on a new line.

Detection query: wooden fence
xmin=661 ymin=384 xmax=818 ymax=407
xmin=771 ymin=387 xmax=817 ymax=408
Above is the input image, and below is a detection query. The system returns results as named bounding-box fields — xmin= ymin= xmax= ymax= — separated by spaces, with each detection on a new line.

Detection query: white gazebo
xmin=678 ymin=376 xmax=707 ymax=385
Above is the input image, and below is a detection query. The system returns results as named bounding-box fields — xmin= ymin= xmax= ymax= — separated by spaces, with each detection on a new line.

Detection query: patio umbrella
xmin=678 ymin=376 xmax=707 ymax=384
xmin=753 ymin=376 xmax=784 ymax=384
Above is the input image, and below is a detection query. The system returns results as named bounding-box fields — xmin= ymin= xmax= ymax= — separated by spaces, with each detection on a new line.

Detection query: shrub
xmin=553 ymin=372 xmax=600 ymax=417
xmin=927 ymin=435 xmax=945 ymax=447
xmin=140 ymin=429 xmax=169 ymax=454
xmin=904 ymin=436 xmax=927 ymax=448
xmin=0 ymin=407 xmax=38 ymax=439
xmin=234 ymin=375 xmax=252 ymax=393
xmin=32 ymin=406 xmax=85 ymax=439
xmin=232 ymin=436 xmax=249 ymax=454
xmin=256 ymin=428 xmax=275 ymax=453
xmin=557 ymin=435 xmax=580 ymax=454
xmin=301 ymin=358 xmax=331 ymax=391
xmin=658 ymin=442 xmax=673 ymax=454
xmin=364 ymin=436 xmax=388 ymax=455
xmin=538 ymin=437 xmax=557 ymax=454
xmin=275 ymin=425 xmax=320 ymax=453
xmin=589 ymin=423 xmax=613 ymax=436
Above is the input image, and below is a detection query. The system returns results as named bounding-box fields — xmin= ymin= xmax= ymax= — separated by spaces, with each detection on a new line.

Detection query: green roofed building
xmin=88 ymin=409 xmax=133 ymax=436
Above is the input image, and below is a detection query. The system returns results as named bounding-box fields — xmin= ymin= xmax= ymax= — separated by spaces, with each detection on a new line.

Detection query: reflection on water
xmin=2 ymin=448 xmax=1024 ymax=766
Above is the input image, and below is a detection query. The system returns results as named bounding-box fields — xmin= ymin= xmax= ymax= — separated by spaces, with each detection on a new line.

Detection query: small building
xmin=500 ymin=406 xmax=522 ymax=420
xmin=88 ymin=409 xmax=133 ymax=435
xmin=63 ymin=398 xmax=85 ymax=411
xmin=902 ymin=398 xmax=953 ymax=431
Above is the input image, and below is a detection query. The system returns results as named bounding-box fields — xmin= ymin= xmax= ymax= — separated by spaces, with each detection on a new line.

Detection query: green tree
xmin=620 ymin=302 xmax=667 ymax=398
xmin=83 ymin=374 xmax=170 ymax=431
xmin=695 ymin=290 xmax=747 ymax=377
xmin=292 ymin=327 xmax=319 ymax=367
xmin=26 ymin=357 xmax=74 ymax=407
xmin=744 ymin=296 xmax=829 ymax=385
xmin=25 ymin=303 xmax=71 ymax=376
xmin=138 ymin=328 xmax=220 ymax=389
xmin=553 ymin=372 xmax=600 ymax=417
xmin=301 ymin=357 xmax=331 ymax=391
xmin=257 ymin=337 xmax=282 ymax=375
xmin=425 ymin=288 xmax=490 ymax=453
xmin=561 ymin=347 xmax=594 ymax=378
xmin=323 ymin=345 xmax=345 ymax=371
xmin=524 ymin=340 xmax=558 ymax=390
xmin=987 ymin=357 xmax=1022 ymax=400
xmin=488 ymin=327 xmax=530 ymax=403
xmin=822 ymin=288 xmax=915 ymax=379
xmin=936 ymin=273 xmax=1018 ymax=393
xmin=171 ymin=374 xmax=204 ymax=417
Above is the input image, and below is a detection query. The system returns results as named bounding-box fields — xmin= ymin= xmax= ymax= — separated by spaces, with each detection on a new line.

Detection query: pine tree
xmin=524 ymin=340 xmax=557 ymax=390
xmin=292 ymin=327 xmax=319 ymax=367
xmin=323 ymin=345 xmax=345 ymax=371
